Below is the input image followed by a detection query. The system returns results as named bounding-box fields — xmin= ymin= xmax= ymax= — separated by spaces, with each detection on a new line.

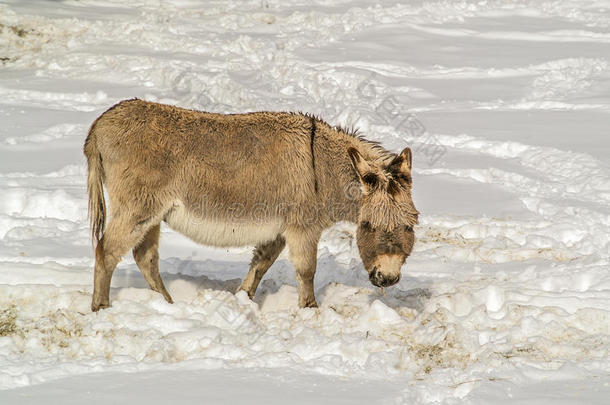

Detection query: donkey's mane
xmin=295 ymin=111 xmax=396 ymax=164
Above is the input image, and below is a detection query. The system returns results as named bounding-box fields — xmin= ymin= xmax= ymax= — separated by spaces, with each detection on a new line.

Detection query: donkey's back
xmin=88 ymin=99 xmax=316 ymax=206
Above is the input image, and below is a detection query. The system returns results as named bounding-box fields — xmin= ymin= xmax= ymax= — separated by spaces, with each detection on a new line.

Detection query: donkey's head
xmin=348 ymin=147 xmax=419 ymax=288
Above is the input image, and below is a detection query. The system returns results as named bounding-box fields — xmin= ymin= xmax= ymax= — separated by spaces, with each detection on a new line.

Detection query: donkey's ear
xmin=348 ymin=147 xmax=378 ymax=190
xmin=397 ymin=147 xmax=412 ymax=173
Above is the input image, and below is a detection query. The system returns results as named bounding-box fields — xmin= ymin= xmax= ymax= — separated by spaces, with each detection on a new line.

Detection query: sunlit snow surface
xmin=0 ymin=0 xmax=609 ymax=403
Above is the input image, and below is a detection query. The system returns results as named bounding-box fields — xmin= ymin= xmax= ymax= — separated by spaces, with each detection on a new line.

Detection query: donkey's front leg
xmin=239 ymin=234 xmax=286 ymax=299
xmin=285 ymin=228 xmax=321 ymax=308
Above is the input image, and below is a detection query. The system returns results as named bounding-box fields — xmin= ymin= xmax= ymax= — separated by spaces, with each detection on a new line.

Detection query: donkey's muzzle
xmin=369 ymin=266 xmax=400 ymax=288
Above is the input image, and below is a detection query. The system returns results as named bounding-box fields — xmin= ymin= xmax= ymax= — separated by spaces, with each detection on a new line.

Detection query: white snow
xmin=0 ymin=0 xmax=609 ymax=403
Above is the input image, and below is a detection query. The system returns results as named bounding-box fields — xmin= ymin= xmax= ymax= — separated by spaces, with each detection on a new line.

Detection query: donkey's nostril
xmin=369 ymin=267 xmax=385 ymax=287
xmin=369 ymin=267 xmax=379 ymax=284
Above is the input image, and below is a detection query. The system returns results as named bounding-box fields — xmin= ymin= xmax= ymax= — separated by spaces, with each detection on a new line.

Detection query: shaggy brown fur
xmin=84 ymin=99 xmax=418 ymax=311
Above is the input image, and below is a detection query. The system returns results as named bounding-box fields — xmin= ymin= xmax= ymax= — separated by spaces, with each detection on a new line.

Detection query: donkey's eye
xmin=362 ymin=173 xmax=378 ymax=188
xmin=361 ymin=221 xmax=373 ymax=231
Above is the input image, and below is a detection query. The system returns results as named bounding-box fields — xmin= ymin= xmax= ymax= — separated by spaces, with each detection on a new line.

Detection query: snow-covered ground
xmin=1 ymin=0 xmax=609 ymax=403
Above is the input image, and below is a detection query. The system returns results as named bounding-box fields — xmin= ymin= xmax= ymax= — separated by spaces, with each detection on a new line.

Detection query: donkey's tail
xmin=84 ymin=125 xmax=106 ymax=246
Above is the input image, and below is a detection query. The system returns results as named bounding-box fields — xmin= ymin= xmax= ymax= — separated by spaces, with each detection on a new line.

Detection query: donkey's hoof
xmin=300 ymin=299 xmax=318 ymax=309
xmin=91 ymin=302 xmax=110 ymax=312
xmin=236 ymin=285 xmax=255 ymax=300
xmin=158 ymin=290 xmax=174 ymax=304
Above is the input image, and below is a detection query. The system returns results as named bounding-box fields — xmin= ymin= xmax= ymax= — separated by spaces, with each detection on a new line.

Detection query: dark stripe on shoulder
xmin=310 ymin=116 xmax=318 ymax=193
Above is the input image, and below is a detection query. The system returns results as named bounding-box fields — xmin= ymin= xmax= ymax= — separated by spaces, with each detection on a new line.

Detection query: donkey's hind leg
xmin=133 ymin=224 xmax=173 ymax=304
xmin=238 ymin=235 xmax=286 ymax=299
xmin=92 ymin=213 xmax=157 ymax=312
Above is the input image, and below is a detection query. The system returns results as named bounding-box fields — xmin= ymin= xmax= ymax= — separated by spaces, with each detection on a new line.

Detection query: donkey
xmin=84 ymin=99 xmax=419 ymax=311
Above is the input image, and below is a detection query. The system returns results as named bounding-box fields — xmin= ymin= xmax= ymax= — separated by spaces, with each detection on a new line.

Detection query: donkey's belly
xmin=164 ymin=203 xmax=283 ymax=247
